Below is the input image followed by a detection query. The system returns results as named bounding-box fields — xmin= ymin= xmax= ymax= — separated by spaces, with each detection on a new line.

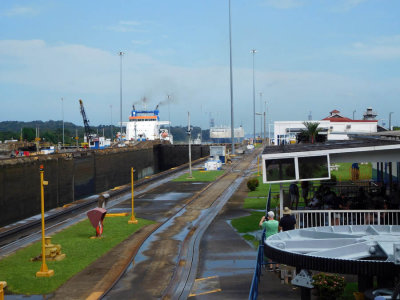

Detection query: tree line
xmin=0 ymin=121 xmax=211 ymax=144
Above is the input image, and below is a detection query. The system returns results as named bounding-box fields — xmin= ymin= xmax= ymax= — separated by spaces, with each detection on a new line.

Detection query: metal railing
xmin=248 ymin=230 xmax=265 ymax=300
xmin=249 ymin=184 xmax=271 ymax=300
xmin=292 ymin=209 xmax=400 ymax=228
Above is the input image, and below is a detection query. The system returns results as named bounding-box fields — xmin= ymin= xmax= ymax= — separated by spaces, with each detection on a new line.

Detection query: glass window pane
xmin=265 ymin=158 xmax=296 ymax=182
xmin=298 ymin=156 xmax=329 ymax=180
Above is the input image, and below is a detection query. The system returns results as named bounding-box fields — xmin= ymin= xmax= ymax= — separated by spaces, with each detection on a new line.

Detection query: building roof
xmin=262 ymin=139 xmax=400 ymax=155
xmin=323 ymin=118 xmax=378 ymax=123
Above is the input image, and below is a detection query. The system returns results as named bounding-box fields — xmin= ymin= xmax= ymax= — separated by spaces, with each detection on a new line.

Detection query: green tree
xmin=301 ymin=122 xmax=321 ymax=144
xmin=42 ymin=131 xmax=58 ymax=144
xmin=22 ymin=128 xmax=36 ymax=141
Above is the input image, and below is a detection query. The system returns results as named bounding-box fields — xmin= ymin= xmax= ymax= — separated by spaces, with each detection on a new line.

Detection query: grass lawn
xmin=243 ymin=196 xmax=279 ymax=210
xmin=172 ymin=170 xmax=224 ymax=182
xmin=0 ymin=216 xmax=154 ymax=295
xmin=242 ymin=234 xmax=259 ymax=248
xmin=231 ymin=211 xmax=265 ymax=233
xmin=331 ymin=162 xmax=372 ymax=181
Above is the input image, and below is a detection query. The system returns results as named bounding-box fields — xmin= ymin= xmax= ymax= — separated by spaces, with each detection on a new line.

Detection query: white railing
xmin=291 ymin=210 xmax=400 ymax=229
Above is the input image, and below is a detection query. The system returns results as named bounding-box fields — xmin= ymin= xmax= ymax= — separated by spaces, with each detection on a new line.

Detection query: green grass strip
xmin=0 ymin=216 xmax=154 ymax=295
xmin=331 ymin=162 xmax=372 ymax=181
xmin=231 ymin=211 xmax=265 ymax=233
xmin=243 ymin=197 xmax=279 ymax=209
xmin=172 ymin=170 xmax=224 ymax=182
xmin=242 ymin=234 xmax=259 ymax=248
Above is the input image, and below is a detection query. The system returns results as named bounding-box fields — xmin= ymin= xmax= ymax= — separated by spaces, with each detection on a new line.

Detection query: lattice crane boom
xmin=79 ymin=99 xmax=92 ymax=142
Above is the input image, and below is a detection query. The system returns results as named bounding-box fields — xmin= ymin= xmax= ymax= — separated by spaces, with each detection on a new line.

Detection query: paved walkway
xmin=190 ymin=180 xmax=301 ymax=300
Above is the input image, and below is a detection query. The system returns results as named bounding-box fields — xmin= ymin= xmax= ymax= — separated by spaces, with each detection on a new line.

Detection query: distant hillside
xmin=0 ymin=121 xmax=210 ymax=143
xmin=0 ymin=120 xmax=81 ymax=133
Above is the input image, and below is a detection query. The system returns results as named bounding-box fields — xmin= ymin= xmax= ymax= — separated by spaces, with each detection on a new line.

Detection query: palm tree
xmin=301 ymin=122 xmax=321 ymax=144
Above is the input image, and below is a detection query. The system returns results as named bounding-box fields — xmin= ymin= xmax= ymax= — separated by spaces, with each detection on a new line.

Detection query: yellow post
xmin=128 ymin=167 xmax=138 ymax=224
xmin=0 ymin=281 xmax=7 ymax=300
xmin=36 ymin=165 xmax=54 ymax=278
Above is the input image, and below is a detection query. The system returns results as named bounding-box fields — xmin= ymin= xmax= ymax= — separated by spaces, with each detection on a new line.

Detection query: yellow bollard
xmin=128 ymin=167 xmax=138 ymax=224
xmin=0 ymin=281 xmax=7 ymax=300
xmin=36 ymin=165 xmax=54 ymax=277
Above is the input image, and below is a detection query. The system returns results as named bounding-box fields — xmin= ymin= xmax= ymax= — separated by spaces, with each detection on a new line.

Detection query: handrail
xmin=291 ymin=209 xmax=400 ymax=228
xmin=248 ymin=229 xmax=266 ymax=300
xmin=249 ymin=185 xmax=271 ymax=300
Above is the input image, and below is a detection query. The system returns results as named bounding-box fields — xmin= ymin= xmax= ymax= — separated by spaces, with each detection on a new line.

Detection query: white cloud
xmin=132 ymin=40 xmax=151 ymax=46
xmin=261 ymin=0 xmax=304 ymax=9
xmin=2 ymin=5 xmax=38 ymax=16
xmin=106 ymin=20 xmax=145 ymax=33
xmin=0 ymin=39 xmax=399 ymax=130
xmin=345 ymin=35 xmax=400 ymax=59
xmin=330 ymin=0 xmax=368 ymax=12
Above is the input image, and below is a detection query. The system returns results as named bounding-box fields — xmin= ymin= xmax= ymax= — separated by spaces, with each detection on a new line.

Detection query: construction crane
xmin=79 ymin=99 xmax=93 ymax=144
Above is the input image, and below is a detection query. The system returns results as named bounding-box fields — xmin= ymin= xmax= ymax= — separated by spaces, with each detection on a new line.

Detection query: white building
xmin=209 ymin=126 xmax=245 ymax=143
xmin=274 ymin=109 xmax=378 ymax=145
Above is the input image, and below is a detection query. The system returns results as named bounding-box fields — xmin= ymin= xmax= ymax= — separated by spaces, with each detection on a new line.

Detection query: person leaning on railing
xmin=259 ymin=211 xmax=279 ymax=271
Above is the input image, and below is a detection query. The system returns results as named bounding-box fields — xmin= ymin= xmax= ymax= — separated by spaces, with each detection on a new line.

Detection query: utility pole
xmin=167 ymin=94 xmax=171 ymax=135
xmin=119 ymin=51 xmax=124 ymax=142
xmin=61 ymin=97 xmax=64 ymax=147
xmin=264 ymin=99 xmax=266 ymax=143
xmin=251 ymin=49 xmax=257 ymax=142
xmin=259 ymin=92 xmax=263 ymax=141
xmin=353 ymin=110 xmax=356 ymax=120
xmin=187 ymin=112 xmax=192 ymax=179
xmin=110 ymin=104 xmax=113 ymax=140
xmin=228 ymin=0 xmax=235 ymax=155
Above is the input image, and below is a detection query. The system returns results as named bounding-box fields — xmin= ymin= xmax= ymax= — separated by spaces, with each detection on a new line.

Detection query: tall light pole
xmin=259 ymin=92 xmax=263 ymax=141
xmin=61 ymin=97 xmax=64 ymax=147
xmin=187 ymin=112 xmax=192 ymax=179
xmin=228 ymin=0 xmax=235 ymax=155
xmin=389 ymin=112 xmax=394 ymax=130
xmin=251 ymin=49 xmax=257 ymax=142
xmin=167 ymin=94 xmax=171 ymax=135
xmin=110 ymin=104 xmax=113 ymax=140
xmin=353 ymin=110 xmax=356 ymax=120
xmin=119 ymin=51 xmax=124 ymax=142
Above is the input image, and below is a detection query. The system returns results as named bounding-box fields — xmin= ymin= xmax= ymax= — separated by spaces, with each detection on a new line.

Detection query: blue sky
xmin=1 ymin=0 xmax=399 ymax=134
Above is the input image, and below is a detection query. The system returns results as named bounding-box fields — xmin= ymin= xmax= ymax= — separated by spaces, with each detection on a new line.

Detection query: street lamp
xmin=259 ymin=92 xmax=263 ymax=141
xmin=228 ymin=0 xmax=235 ymax=154
xmin=256 ymin=112 xmax=263 ymax=143
xmin=119 ymin=51 xmax=124 ymax=142
xmin=187 ymin=112 xmax=192 ymax=179
xmin=61 ymin=97 xmax=64 ymax=147
xmin=110 ymin=104 xmax=113 ymax=140
xmin=167 ymin=94 xmax=172 ymax=136
xmin=389 ymin=112 xmax=394 ymax=131
xmin=251 ymin=49 xmax=257 ymax=142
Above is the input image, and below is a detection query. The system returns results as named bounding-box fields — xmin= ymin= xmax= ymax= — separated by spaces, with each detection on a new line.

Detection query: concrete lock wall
xmin=0 ymin=144 xmax=210 ymax=227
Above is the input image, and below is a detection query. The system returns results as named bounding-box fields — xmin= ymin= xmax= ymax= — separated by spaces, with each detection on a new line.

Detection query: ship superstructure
xmin=126 ymin=105 xmax=172 ymax=143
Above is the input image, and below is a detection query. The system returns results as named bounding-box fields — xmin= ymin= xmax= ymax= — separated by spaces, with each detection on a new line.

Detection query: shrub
xmin=247 ymin=178 xmax=259 ymax=191
xmin=312 ymin=273 xmax=345 ymax=300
